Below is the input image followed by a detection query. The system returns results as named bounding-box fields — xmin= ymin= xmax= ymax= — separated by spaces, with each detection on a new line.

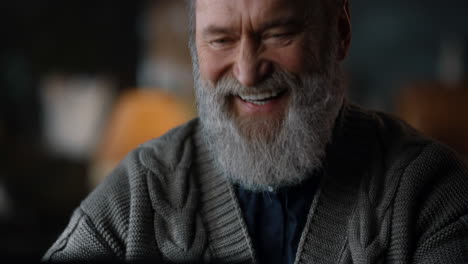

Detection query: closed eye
xmin=208 ymin=37 xmax=236 ymax=49
xmin=263 ymin=30 xmax=297 ymax=45
xmin=269 ymin=32 xmax=294 ymax=39
xmin=210 ymin=38 xmax=231 ymax=44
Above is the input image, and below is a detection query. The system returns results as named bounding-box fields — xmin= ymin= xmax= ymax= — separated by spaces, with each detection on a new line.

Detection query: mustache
xmin=209 ymin=68 xmax=301 ymax=97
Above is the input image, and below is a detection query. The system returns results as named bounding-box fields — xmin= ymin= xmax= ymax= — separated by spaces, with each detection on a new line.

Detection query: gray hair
xmin=184 ymin=0 xmax=196 ymax=61
xmin=184 ymin=0 xmax=199 ymax=85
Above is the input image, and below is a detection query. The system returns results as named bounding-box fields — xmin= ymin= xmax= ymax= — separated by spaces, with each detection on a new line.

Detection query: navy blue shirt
xmin=235 ymin=175 xmax=320 ymax=264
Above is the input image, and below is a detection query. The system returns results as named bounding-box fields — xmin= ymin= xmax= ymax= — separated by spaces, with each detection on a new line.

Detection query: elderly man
xmin=44 ymin=0 xmax=468 ymax=263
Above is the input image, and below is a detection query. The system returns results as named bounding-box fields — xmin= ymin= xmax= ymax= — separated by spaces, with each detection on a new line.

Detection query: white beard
xmin=195 ymin=63 xmax=345 ymax=192
xmin=193 ymin=25 xmax=345 ymax=191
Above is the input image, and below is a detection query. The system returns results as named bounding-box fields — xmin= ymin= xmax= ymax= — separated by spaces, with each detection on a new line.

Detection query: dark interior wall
xmin=2 ymin=0 xmax=141 ymax=76
xmin=347 ymin=0 xmax=468 ymax=110
xmin=0 ymin=0 xmax=142 ymax=140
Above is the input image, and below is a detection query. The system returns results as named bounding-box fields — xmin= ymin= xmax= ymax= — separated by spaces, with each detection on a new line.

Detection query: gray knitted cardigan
xmin=43 ymin=104 xmax=468 ymax=263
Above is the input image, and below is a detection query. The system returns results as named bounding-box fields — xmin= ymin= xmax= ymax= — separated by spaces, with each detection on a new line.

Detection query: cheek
xmin=274 ymin=50 xmax=306 ymax=73
xmin=196 ymin=44 xmax=233 ymax=85
xmin=267 ymin=43 xmax=320 ymax=75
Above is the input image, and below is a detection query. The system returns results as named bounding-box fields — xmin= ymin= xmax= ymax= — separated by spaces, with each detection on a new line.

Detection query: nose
xmin=233 ymin=38 xmax=272 ymax=87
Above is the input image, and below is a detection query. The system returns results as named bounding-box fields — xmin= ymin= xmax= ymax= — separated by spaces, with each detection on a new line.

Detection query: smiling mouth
xmin=237 ymin=89 xmax=287 ymax=105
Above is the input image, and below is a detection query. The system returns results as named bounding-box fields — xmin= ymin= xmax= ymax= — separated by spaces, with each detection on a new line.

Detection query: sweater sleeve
xmin=413 ymin=214 xmax=468 ymax=263
xmin=42 ymin=120 xmax=199 ymax=263
xmin=407 ymin=143 xmax=468 ymax=263
xmin=42 ymin=208 xmax=121 ymax=263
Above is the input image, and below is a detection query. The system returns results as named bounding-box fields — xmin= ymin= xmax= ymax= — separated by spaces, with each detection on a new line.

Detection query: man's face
xmin=193 ymin=0 xmax=347 ymax=191
xmin=195 ymin=0 xmax=327 ymax=122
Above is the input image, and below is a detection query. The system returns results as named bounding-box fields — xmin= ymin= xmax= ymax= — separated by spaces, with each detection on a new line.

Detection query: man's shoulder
xmin=105 ymin=117 xmax=199 ymax=182
xmin=80 ymin=118 xmax=201 ymax=223
xmin=44 ymin=119 xmax=203 ymax=261
xmin=336 ymin=103 xmax=431 ymax=169
xmin=136 ymin=117 xmax=200 ymax=172
xmin=356 ymin=104 xmax=467 ymax=167
xmin=346 ymin=103 xmax=467 ymax=174
xmin=337 ymin=105 xmax=468 ymax=263
xmin=352 ymin=103 xmax=467 ymax=193
xmin=344 ymin=103 xmax=428 ymax=148
xmin=338 ymin=104 xmax=468 ymax=205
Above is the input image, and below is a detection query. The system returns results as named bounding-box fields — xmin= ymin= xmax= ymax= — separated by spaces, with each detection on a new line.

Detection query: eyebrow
xmin=201 ymin=17 xmax=304 ymax=37
xmin=257 ymin=17 xmax=304 ymax=32
xmin=201 ymin=25 xmax=236 ymax=37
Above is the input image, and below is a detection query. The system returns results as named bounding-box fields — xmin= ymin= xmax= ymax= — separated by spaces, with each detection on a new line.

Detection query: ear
xmin=337 ymin=0 xmax=352 ymax=61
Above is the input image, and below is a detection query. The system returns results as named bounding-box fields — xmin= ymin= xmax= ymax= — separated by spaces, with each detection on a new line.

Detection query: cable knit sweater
xmin=43 ymin=104 xmax=468 ymax=263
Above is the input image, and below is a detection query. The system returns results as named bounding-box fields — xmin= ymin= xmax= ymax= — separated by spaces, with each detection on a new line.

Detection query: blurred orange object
xmin=396 ymin=81 xmax=468 ymax=157
xmin=90 ymin=89 xmax=195 ymax=187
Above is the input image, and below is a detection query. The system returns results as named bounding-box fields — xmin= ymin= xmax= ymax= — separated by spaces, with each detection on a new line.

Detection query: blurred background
xmin=0 ymin=0 xmax=467 ymax=260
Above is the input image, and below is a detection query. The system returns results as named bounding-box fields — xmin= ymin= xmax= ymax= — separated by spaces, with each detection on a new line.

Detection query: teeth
xmin=248 ymin=101 xmax=268 ymax=105
xmin=239 ymin=90 xmax=283 ymax=101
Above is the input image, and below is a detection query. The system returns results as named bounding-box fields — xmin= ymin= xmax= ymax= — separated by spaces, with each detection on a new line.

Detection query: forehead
xmin=195 ymin=0 xmax=314 ymax=30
